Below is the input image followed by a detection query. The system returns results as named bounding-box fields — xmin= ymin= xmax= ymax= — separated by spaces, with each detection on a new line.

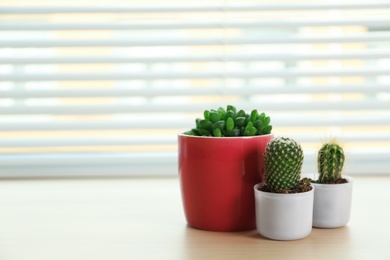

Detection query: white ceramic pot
xmin=312 ymin=176 xmax=353 ymax=228
xmin=254 ymin=184 xmax=314 ymax=241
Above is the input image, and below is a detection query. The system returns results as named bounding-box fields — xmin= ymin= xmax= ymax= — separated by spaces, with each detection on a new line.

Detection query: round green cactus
xmin=317 ymin=141 xmax=345 ymax=183
xmin=265 ymin=137 xmax=304 ymax=192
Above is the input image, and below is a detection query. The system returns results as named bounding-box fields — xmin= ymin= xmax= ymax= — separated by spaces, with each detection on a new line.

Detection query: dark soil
xmin=259 ymin=178 xmax=313 ymax=194
xmin=312 ymin=178 xmax=349 ymax=184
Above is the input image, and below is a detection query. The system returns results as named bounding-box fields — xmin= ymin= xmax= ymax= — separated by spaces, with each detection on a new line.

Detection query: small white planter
xmin=254 ymin=184 xmax=314 ymax=241
xmin=312 ymin=176 xmax=353 ymax=228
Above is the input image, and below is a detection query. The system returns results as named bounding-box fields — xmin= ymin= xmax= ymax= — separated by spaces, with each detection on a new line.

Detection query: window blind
xmin=0 ymin=2 xmax=389 ymax=177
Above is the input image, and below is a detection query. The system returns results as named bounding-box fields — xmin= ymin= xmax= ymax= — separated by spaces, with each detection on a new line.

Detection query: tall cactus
xmin=265 ymin=137 xmax=304 ymax=192
xmin=317 ymin=141 xmax=345 ymax=183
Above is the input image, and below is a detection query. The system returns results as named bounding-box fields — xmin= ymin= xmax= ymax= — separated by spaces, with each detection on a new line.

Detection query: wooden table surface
xmin=0 ymin=176 xmax=389 ymax=260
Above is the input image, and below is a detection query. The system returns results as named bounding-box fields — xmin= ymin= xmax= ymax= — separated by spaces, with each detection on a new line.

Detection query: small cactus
xmin=317 ymin=141 xmax=345 ymax=183
xmin=265 ymin=137 xmax=304 ymax=192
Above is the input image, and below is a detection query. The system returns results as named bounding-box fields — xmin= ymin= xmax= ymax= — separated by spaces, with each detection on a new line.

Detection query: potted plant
xmin=311 ymin=140 xmax=353 ymax=228
xmin=178 ymin=105 xmax=273 ymax=232
xmin=254 ymin=136 xmax=314 ymax=240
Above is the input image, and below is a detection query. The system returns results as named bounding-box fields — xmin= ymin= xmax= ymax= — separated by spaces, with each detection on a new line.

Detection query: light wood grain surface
xmin=0 ymin=176 xmax=389 ymax=260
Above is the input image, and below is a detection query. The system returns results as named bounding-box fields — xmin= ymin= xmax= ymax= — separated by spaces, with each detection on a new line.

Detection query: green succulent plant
xmin=264 ymin=137 xmax=304 ymax=192
xmin=317 ymin=141 xmax=345 ymax=183
xmin=184 ymin=105 xmax=272 ymax=137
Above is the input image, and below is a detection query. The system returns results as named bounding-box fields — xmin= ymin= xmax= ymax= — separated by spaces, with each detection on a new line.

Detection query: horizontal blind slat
xmin=0 ymin=101 xmax=388 ymax=115
xmin=0 ymin=137 xmax=176 ymax=147
xmin=1 ymin=3 xmax=390 ymax=14
xmin=0 ymin=152 xmax=176 ymax=166
xmin=2 ymin=19 xmax=390 ymax=30
xmin=3 ymin=51 xmax=390 ymax=64
xmin=2 ymin=84 xmax=389 ymax=98
xmin=2 ymin=34 xmax=390 ymax=47
xmin=2 ymin=69 xmax=390 ymax=81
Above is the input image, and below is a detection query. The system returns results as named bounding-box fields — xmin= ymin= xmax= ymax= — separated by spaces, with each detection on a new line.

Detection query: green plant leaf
xmin=212 ymin=120 xmax=226 ymax=131
xmin=264 ymin=116 xmax=271 ymax=126
xmin=244 ymin=127 xmax=257 ymax=136
xmin=259 ymin=112 xmax=266 ymax=120
xmin=236 ymin=109 xmax=246 ymax=118
xmin=227 ymin=105 xmax=237 ymax=114
xmin=262 ymin=125 xmax=272 ymax=134
xmin=225 ymin=129 xmax=240 ymax=137
xmin=253 ymin=120 xmax=264 ymax=130
xmin=217 ymin=107 xmax=226 ymax=119
xmin=225 ymin=110 xmax=236 ymax=120
xmin=226 ymin=117 xmax=234 ymax=130
xmin=198 ymin=119 xmax=213 ymax=130
xmin=245 ymin=114 xmax=250 ymax=125
xmin=197 ymin=128 xmax=211 ymax=136
xmin=250 ymin=110 xmax=258 ymax=123
xmin=234 ymin=117 xmax=246 ymax=128
xmin=209 ymin=111 xmax=221 ymax=123
xmin=213 ymin=128 xmax=222 ymax=137
xmin=195 ymin=118 xmax=202 ymax=128
xmin=244 ymin=121 xmax=257 ymax=136
xmin=183 ymin=130 xmax=196 ymax=136
xmin=204 ymin=110 xmax=210 ymax=120
xmin=191 ymin=128 xmax=201 ymax=136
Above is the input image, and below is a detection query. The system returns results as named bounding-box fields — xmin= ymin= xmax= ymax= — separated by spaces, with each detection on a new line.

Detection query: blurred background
xmin=0 ymin=0 xmax=389 ymax=177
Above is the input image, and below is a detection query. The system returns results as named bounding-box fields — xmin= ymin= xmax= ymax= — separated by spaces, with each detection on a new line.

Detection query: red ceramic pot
xmin=178 ymin=133 xmax=273 ymax=232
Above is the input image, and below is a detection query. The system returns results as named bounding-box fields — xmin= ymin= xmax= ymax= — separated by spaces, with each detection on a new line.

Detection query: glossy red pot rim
xmin=178 ymin=132 xmax=273 ymax=140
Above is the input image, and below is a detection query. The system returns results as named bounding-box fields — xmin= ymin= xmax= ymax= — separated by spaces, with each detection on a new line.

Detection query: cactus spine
xmin=317 ymin=141 xmax=345 ymax=183
xmin=265 ymin=137 xmax=304 ymax=192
